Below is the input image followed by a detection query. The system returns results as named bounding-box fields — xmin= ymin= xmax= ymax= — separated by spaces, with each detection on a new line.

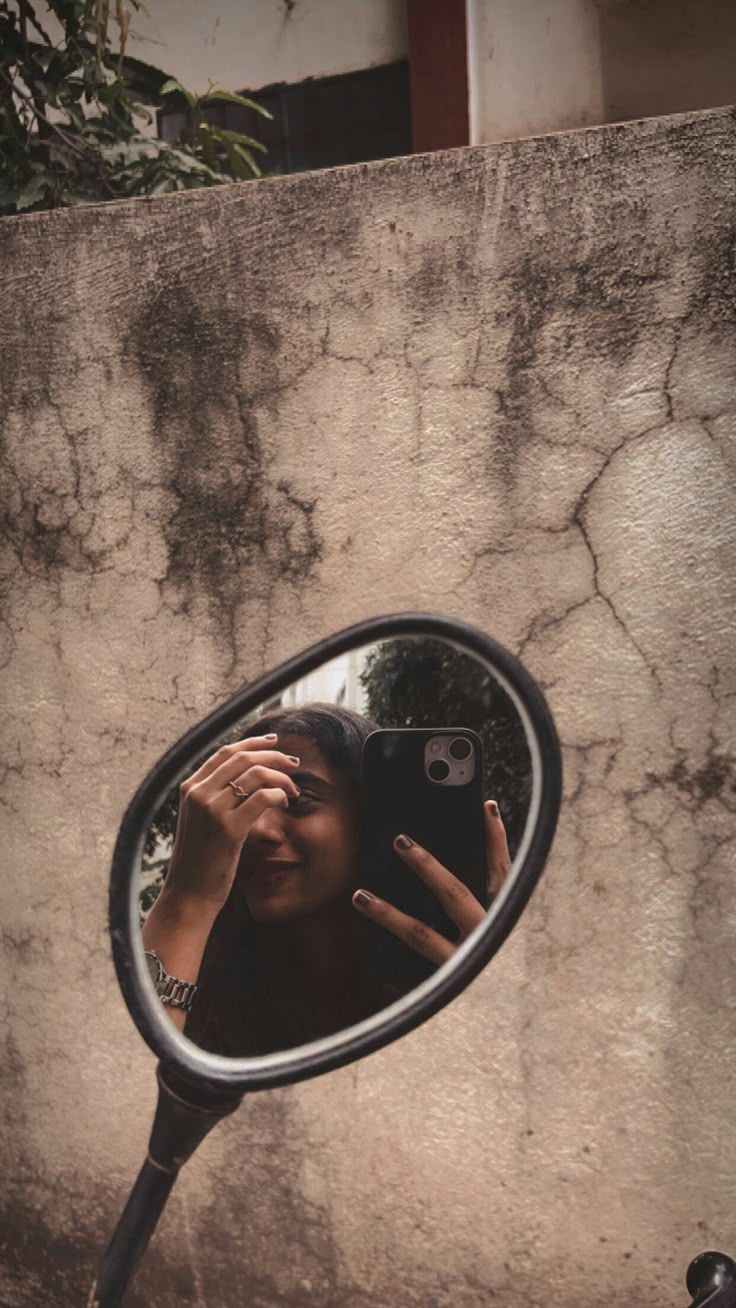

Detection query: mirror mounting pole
xmin=89 ymin=1066 xmax=242 ymax=1307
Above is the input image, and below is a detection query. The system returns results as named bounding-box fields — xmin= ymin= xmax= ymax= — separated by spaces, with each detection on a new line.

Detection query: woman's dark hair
xmin=185 ymin=702 xmax=380 ymax=1057
xmin=248 ymin=702 xmax=376 ymax=789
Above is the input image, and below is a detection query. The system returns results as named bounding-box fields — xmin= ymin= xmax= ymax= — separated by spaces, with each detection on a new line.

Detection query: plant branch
xmin=17 ymin=0 xmax=53 ymax=44
xmin=0 ymin=67 xmax=119 ymax=197
xmin=14 ymin=3 xmax=50 ymax=154
xmin=0 ymin=1 xmax=269 ymax=212
xmin=0 ymin=68 xmax=89 ymax=162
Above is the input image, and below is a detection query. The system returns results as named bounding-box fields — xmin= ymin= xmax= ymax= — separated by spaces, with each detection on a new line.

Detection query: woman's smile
xmin=244 ymin=858 xmax=303 ymax=893
xmin=234 ymin=733 xmax=360 ymax=923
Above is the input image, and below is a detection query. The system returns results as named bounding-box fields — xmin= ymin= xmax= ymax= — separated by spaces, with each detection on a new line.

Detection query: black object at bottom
xmin=88 ymin=1157 xmax=176 ymax=1308
xmin=89 ymin=1065 xmax=242 ymax=1307
xmin=687 ymin=1252 xmax=736 ymax=1307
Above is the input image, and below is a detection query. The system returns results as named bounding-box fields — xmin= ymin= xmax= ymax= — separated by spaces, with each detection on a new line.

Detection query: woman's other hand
xmin=351 ymin=800 xmax=512 ymax=966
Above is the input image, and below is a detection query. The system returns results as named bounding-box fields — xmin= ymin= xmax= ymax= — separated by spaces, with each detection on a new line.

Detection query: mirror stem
xmin=89 ymin=1065 xmax=242 ymax=1307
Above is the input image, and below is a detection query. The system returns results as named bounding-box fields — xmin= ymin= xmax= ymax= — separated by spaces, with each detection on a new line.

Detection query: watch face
xmin=144 ymin=951 xmax=163 ymax=987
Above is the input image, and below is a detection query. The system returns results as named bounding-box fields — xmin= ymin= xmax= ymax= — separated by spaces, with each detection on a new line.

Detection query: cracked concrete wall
xmin=1 ymin=105 xmax=735 ymax=1307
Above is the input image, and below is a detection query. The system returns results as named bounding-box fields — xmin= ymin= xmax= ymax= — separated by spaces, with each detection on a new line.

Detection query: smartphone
xmin=358 ymin=728 xmax=488 ymax=995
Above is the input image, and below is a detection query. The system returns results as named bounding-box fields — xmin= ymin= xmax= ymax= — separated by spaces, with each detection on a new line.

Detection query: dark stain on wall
xmin=497 ymin=236 xmax=661 ymax=422
xmin=407 ymin=243 xmax=474 ymax=315
xmin=668 ymin=752 xmax=735 ymax=807
xmin=0 ymin=1187 xmax=233 ymax=1308
xmin=126 ymin=274 xmax=323 ymax=625
xmin=0 ymin=461 xmax=80 ymax=586
xmin=0 ymin=1087 xmax=377 ymax=1308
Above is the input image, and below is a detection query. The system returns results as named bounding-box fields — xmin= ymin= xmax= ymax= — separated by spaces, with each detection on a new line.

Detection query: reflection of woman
xmin=142 ymin=704 xmax=511 ymax=1056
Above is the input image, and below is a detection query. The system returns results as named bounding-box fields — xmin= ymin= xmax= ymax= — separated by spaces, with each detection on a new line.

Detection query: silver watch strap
xmin=145 ymin=951 xmax=198 ymax=1013
xmin=160 ymin=976 xmax=198 ymax=1011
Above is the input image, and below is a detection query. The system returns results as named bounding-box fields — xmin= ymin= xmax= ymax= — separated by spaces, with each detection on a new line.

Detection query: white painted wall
xmin=594 ymin=0 xmax=736 ymax=124
xmin=125 ymin=0 xmax=408 ymax=93
xmin=466 ymin=0 xmax=736 ymax=147
xmin=466 ymin=0 xmax=605 ymax=145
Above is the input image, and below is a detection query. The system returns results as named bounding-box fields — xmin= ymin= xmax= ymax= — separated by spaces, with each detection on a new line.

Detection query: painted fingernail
xmin=264 ymin=733 xmax=278 ymax=740
xmin=395 ymin=834 xmax=414 ymax=850
xmin=487 ymin=801 xmax=500 ymax=817
xmin=353 ymin=889 xmax=374 ymax=906
xmin=288 ymin=756 xmax=300 ymax=765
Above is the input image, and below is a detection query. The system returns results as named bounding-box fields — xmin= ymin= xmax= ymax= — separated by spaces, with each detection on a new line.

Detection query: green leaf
xmin=208 ymin=125 xmax=267 ymax=153
xmin=0 ymin=95 xmax=27 ymax=143
xmin=218 ymin=137 xmax=250 ymax=181
xmin=153 ymin=146 xmax=224 ymax=180
xmin=15 ymin=171 xmax=51 ymax=211
xmin=198 ymin=129 xmax=217 ymax=168
xmin=77 ymin=39 xmax=172 ymax=101
xmin=58 ymin=76 xmax=86 ymax=103
xmin=231 ymin=142 xmax=261 ymax=178
xmin=65 ymin=102 xmax=86 ymax=130
xmin=98 ymin=76 xmax=126 ymax=104
xmin=203 ymin=89 xmax=273 ymax=119
xmin=160 ymin=77 xmax=195 ymax=108
xmin=147 ymin=176 xmax=176 ymax=195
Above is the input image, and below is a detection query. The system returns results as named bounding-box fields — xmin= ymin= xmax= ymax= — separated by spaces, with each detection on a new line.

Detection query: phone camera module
xmin=427 ymin=759 xmax=451 ymax=783
xmin=448 ymin=736 xmax=473 ymax=761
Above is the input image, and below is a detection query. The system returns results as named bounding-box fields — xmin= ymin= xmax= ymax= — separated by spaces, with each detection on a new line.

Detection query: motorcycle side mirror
xmin=92 ymin=613 xmax=562 ymax=1306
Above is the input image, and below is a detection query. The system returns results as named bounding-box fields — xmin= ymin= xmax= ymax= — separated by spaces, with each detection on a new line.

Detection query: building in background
xmin=281 ymin=647 xmax=371 ymax=713
xmin=131 ymin=0 xmax=736 ymax=175
xmin=152 ymin=0 xmax=412 ymax=173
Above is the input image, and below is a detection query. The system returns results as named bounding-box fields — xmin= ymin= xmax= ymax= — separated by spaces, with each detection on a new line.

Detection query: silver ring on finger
xmin=228 ymin=780 xmax=250 ymax=800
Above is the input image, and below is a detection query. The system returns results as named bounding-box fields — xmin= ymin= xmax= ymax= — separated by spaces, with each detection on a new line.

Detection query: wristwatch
xmin=144 ymin=950 xmax=198 ymax=1013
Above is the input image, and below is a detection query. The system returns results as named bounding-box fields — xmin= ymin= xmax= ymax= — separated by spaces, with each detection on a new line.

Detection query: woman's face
xmin=235 ymin=733 xmax=361 ymax=925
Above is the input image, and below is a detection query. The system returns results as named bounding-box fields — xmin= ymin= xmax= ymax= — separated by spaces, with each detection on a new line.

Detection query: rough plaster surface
xmin=1 ymin=107 xmax=735 ymax=1306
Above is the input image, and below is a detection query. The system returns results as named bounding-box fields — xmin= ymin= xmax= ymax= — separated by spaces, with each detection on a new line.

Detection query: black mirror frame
xmin=109 ymin=612 xmax=562 ymax=1095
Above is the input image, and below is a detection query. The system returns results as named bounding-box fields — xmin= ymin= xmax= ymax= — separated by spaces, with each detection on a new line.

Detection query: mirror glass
xmin=138 ymin=636 xmax=533 ymax=1058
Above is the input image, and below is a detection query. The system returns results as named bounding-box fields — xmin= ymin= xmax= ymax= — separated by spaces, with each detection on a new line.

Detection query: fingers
xmin=181 ymin=737 xmax=287 ymax=784
xmin=224 ymin=763 xmax=301 ymax=804
xmin=185 ymin=744 xmax=301 ymax=801
xmin=484 ymin=800 xmax=512 ymax=897
xmin=392 ymin=835 xmax=486 ymax=936
xmin=352 ymin=890 xmax=455 ymax=966
xmin=183 ymin=735 xmax=279 ymax=786
xmin=231 ymin=785 xmax=292 ymax=828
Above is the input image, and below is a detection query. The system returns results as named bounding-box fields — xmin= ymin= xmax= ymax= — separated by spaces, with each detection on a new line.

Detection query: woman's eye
xmin=289 ymin=792 xmax=318 ymax=810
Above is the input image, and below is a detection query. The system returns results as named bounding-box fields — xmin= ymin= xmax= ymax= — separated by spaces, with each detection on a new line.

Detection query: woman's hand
xmin=351 ymin=800 xmax=512 ymax=966
xmin=141 ymin=732 xmax=302 ymax=1030
xmin=163 ymin=733 xmax=302 ymax=913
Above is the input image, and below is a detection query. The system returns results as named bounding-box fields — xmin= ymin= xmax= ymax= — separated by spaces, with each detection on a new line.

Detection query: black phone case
xmin=358 ymin=729 xmax=488 ymax=995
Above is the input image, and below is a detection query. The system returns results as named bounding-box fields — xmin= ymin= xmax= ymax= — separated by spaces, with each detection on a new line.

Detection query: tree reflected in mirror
xmin=360 ymin=637 xmax=531 ymax=856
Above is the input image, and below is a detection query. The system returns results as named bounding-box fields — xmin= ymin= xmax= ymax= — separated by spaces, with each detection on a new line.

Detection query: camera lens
xmin=448 ymin=736 xmax=472 ymax=761
xmin=427 ymin=759 xmax=451 ymax=783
